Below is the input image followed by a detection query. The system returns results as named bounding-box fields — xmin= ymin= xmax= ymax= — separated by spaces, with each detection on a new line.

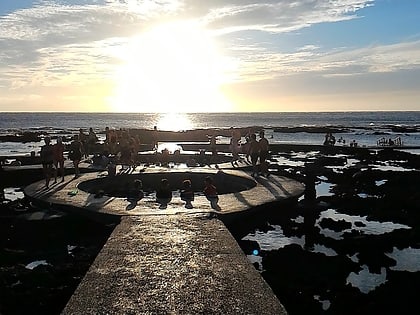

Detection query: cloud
xmin=0 ymin=0 xmax=419 ymax=111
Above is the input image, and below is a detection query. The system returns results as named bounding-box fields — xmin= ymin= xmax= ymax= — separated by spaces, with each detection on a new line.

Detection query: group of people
xmin=229 ymin=129 xmax=270 ymax=177
xmin=127 ymin=176 xmax=221 ymax=211
xmin=40 ymin=136 xmax=65 ymax=188
xmin=323 ymin=132 xmax=361 ymax=148
xmin=40 ymin=130 xmax=95 ymax=188
xmin=323 ymin=132 xmax=336 ymax=146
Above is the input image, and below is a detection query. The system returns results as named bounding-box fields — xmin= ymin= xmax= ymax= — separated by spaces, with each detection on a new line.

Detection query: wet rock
xmin=319 ymin=217 xmax=352 ymax=232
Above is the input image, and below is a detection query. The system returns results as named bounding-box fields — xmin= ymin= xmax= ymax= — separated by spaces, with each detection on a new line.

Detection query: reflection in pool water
xmin=4 ymin=187 xmax=25 ymax=201
xmin=242 ymin=206 xmax=415 ymax=297
xmin=346 ymin=265 xmax=387 ymax=294
xmin=315 ymin=181 xmax=335 ymax=197
xmin=386 ymin=247 xmax=420 ymax=272
xmin=318 ymin=209 xmax=411 ymax=239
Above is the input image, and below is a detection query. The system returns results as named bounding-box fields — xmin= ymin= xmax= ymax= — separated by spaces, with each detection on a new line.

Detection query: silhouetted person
xmin=69 ymin=134 xmax=83 ymax=178
xmin=258 ymin=131 xmax=269 ymax=177
xmin=204 ymin=176 xmax=221 ymax=211
xmin=180 ymin=179 xmax=194 ymax=209
xmin=53 ymin=136 xmax=65 ymax=183
xmin=156 ymin=178 xmax=172 ymax=209
xmin=127 ymin=179 xmax=144 ymax=203
xmin=40 ymin=136 xmax=54 ymax=188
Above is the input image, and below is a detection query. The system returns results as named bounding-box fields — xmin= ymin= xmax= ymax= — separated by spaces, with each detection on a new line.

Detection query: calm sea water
xmin=1 ymin=111 xmax=419 ymax=155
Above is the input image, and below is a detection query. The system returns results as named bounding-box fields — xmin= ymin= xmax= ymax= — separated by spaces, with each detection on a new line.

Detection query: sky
xmin=0 ymin=0 xmax=419 ymax=113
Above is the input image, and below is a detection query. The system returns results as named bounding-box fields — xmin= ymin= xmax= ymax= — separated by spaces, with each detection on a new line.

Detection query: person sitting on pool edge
xmin=203 ymin=176 xmax=221 ymax=211
xmin=127 ymin=179 xmax=144 ymax=203
xmin=156 ymin=178 xmax=172 ymax=209
xmin=180 ymin=179 xmax=194 ymax=209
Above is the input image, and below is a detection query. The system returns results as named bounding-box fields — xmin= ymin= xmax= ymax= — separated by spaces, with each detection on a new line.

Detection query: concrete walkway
xmin=62 ymin=215 xmax=288 ymax=315
xmin=23 ymin=162 xmax=304 ymax=314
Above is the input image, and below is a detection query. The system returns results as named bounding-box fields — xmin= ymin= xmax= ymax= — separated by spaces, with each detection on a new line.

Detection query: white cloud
xmin=0 ymin=0 xmax=419 ymax=111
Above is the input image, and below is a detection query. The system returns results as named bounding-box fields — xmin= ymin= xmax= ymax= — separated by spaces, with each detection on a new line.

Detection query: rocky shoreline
xmin=1 ymin=141 xmax=419 ymax=314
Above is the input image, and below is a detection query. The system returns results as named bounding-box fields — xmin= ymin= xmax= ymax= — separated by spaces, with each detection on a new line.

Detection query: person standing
xmin=0 ymin=163 xmax=5 ymax=200
xmin=209 ymin=134 xmax=217 ymax=156
xmin=40 ymin=136 xmax=54 ymax=188
xmin=53 ymin=136 xmax=65 ymax=183
xmin=78 ymin=128 xmax=88 ymax=158
xmin=258 ymin=130 xmax=270 ymax=177
xmin=69 ymin=134 xmax=83 ymax=178
xmin=87 ymin=127 xmax=98 ymax=157
xmin=248 ymin=133 xmax=260 ymax=177
xmin=229 ymin=128 xmax=240 ymax=166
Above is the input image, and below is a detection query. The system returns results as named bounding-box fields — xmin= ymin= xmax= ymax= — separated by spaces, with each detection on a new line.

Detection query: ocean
xmin=1 ymin=111 xmax=420 ymax=156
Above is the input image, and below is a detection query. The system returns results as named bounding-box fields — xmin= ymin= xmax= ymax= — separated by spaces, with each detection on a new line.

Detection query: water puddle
xmin=370 ymin=162 xmax=417 ymax=172
xmin=316 ymin=181 xmax=335 ymax=197
xmin=318 ymin=209 xmax=411 ymax=240
xmin=4 ymin=187 xmax=25 ymax=201
xmin=25 ymin=260 xmax=50 ymax=270
xmin=346 ymin=265 xmax=387 ymax=294
xmin=314 ymin=295 xmax=331 ymax=311
xmin=242 ymin=225 xmax=304 ymax=251
xmin=385 ymin=247 xmax=420 ymax=272
xmin=273 ymin=156 xmax=305 ymax=167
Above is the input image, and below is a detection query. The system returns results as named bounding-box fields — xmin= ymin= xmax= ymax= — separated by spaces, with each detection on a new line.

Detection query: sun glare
xmin=156 ymin=113 xmax=193 ymax=131
xmin=110 ymin=21 xmax=233 ymax=113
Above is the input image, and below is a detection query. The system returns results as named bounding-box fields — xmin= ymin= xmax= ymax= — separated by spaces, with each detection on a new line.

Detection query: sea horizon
xmin=1 ymin=110 xmax=419 ymax=113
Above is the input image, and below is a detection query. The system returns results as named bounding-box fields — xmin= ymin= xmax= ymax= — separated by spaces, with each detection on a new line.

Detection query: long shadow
xmin=256 ymin=175 xmax=295 ymax=198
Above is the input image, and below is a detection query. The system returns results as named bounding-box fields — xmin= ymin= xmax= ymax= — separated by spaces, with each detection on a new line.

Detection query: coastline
xmin=1 ymin=127 xmax=420 ymax=315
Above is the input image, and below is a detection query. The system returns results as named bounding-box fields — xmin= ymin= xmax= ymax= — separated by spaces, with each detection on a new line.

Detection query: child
xmin=156 ymin=178 xmax=172 ymax=209
xmin=127 ymin=179 xmax=144 ymax=203
xmin=203 ymin=176 xmax=221 ymax=211
xmin=180 ymin=179 xmax=194 ymax=209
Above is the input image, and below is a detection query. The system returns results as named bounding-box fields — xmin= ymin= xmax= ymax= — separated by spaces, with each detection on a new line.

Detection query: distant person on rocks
xmin=40 ymin=136 xmax=54 ymax=188
xmin=209 ymin=134 xmax=217 ymax=156
xmin=152 ymin=125 xmax=158 ymax=151
xmin=229 ymin=128 xmax=240 ymax=166
xmin=0 ymin=163 xmax=5 ymax=200
xmin=87 ymin=127 xmax=98 ymax=157
xmin=180 ymin=179 xmax=194 ymax=209
xmin=53 ymin=136 xmax=65 ymax=183
xmin=78 ymin=128 xmax=88 ymax=158
xmin=323 ymin=133 xmax=336 ymax=146
xmin=204 ymin=176 xmax=221 ymax=211
xmin=69 ymin=134 xmax=83 ymax=178
xmin=105 ymin=126 xmax=111 ymax=144
xmin=258 ymin=131 xmax=270 ymax=177
xmin=156 ymin=178 xmax=172 ymax=209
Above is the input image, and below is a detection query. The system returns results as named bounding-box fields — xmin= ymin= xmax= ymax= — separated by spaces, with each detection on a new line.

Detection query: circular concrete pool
xmin=78 ymin=171 xmax=256 ymax=198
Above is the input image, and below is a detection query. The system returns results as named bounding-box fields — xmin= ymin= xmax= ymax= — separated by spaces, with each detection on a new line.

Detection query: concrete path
xmin=62 ymin=215 xmax=288 ymax=315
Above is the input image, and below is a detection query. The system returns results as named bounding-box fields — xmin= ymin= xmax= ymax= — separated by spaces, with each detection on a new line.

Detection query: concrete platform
xmin=23 ymin=161 xmax=304 ymax=315
xmin=24 ymin=163 xmax=305 ymax=218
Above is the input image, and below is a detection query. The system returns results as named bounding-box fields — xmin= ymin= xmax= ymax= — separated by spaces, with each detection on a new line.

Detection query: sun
xmin=109 ymin=21 xmax=233 ymax=113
